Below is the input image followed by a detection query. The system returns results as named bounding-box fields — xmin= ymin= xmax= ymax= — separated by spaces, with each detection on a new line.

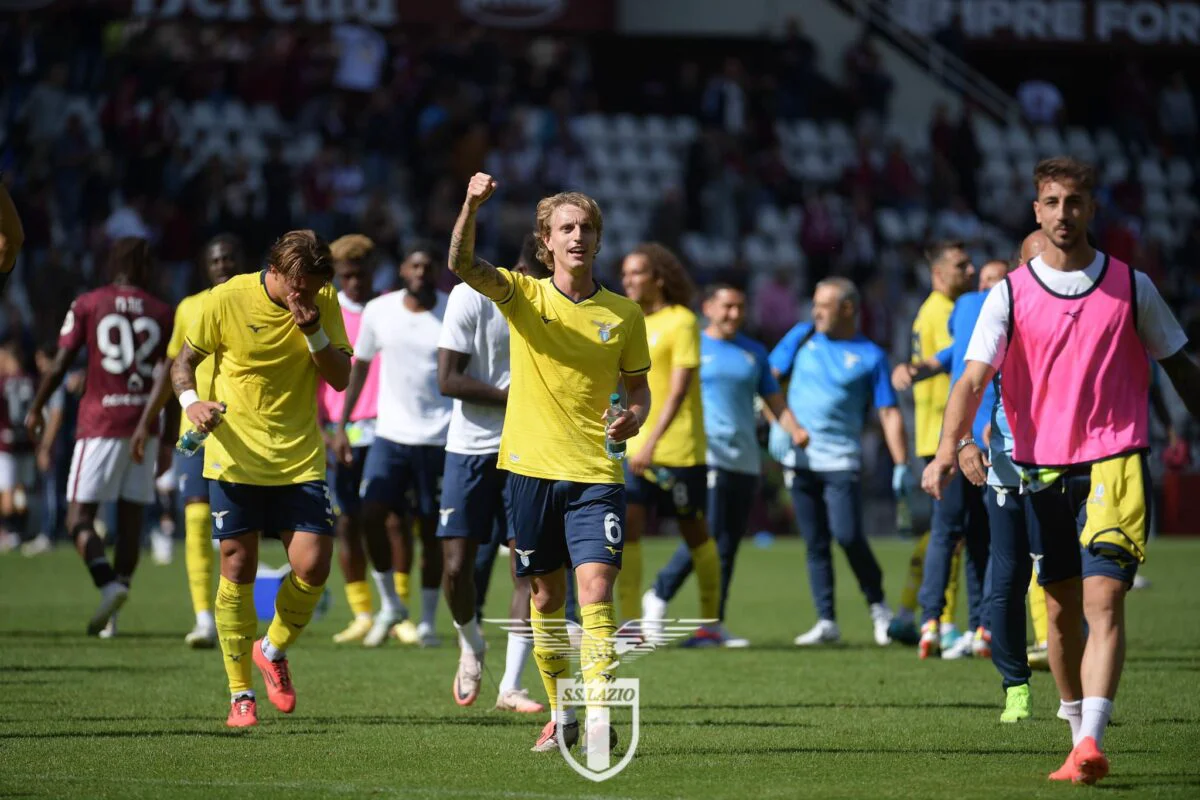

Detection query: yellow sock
xmin=185 ymin=502 xmax=214 ymax=615
xmin=690 ymin=538 xmax=721 ymax=620
xmin=1029 ymin=575 xmax=1048 ymax=646
xmin=344 ymin=580 xmax=372 ymax=618
xmin=394 ymin=571 xmax=411 ymax=608
xmin=581 ymin=601 xmax=617 ymax=721
xmin=215 ymin=576 xmax=256 ymax=696
xmin=265 ymin=572 xmax=325 ymax=653
xmin=530 ymin=602 xmax=569 ymax=712
xmin=616 ymin=539 xmax=642 ymax=621
xmin=898 ymin=531 xmax=929 ymax=613
xmin=941 ymin=540 xmax=963 ymax=626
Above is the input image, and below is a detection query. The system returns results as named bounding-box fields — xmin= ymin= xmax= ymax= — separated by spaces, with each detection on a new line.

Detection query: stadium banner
xmin=45 ymin=0 xmax=615 ymax=29
xmin=890 ymin=0 xmax=1200 ymax=48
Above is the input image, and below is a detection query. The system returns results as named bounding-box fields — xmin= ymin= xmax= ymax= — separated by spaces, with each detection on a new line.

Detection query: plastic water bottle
xmin=177 ymin=403 xmax=225 ymax=457
xmin=605 ymin=393 xmax=626 ymax=460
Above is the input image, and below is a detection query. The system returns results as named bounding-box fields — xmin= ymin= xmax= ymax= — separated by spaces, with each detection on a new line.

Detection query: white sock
xmin=421 ymin=587 xmax=439 ymax=628
xmin=454 ymin=618 xmax=486 ymax=655
xmin=372 ymin=569 xmax=402 ymax=615
xmin=1058 ymin=699 xmax=1083 ymax=745
xmin=1080 ymin=696 xmax=1114 ymax=748
xmin=554 ymin=707 xmax=577 ymax=725
xmin=499 ymin=631 xmax=533 ymax=694
xmin=355 ymin=611 xmax=373 ymax=621
xmin=231 ymin=690 xmax=255 ymax=702
xmin=196 ymin=610 xmax=215 ymax=630
xmin=260 ymin=637 xmax=284 ymax=662
xmin=940 ymin=621 xmax=956 ymax=636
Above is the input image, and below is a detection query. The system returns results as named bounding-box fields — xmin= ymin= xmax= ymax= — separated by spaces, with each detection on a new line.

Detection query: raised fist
xmin=465 ymin=172 xmax=497 ymax=210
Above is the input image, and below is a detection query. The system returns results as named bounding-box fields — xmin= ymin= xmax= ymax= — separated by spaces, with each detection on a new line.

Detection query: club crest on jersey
xmin=593 ymin=321 xmax=614 ymax=342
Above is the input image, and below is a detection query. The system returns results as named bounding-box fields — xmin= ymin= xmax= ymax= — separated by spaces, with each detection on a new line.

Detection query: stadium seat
xmin=1145 ymin=219 xmax=1178 ymax=248
xmin=587 ymin=143 xmax=617 ymax=173
xmin=796 ymin=120 xmax=823 ymax=151
xmin=219 ymin=101 xmax=249 ymax=133
xmin=1005 ymin=125 xmax=1035 ymax=159
xmin=775 ymin=120 xmax=798 ymax=149
xmin=1033 ymin=126 xmax=1065 ymax=158
xmin=824 ymin=121 xmax=853 ymax=153
xmin=643 ymin=115 xmax=671 ymax=145
xmin=569 ymin=113 xmax=604 ymax=146
xmin=670 ymin=116 xmax=699 ymax=145
xmin=1102 ymin=156 xmax=1130 ymax=184
xmin=238 ymin=134 xmax=267 ymax=165
xmin=756 ymin=205 xmax=787 ymax=237
xmin=905 ymin=208 xmax=929 ymax=242
xmin=1137 ymin=158 xmax=1167 ymax=191
xmin=1143 ymin=190 xmax=1170 ymax=218
xmin=982 ymin=158 xmax=1013 ymax=189
xmin=681 ymin=232 xmax=709 ymax=266
xmin=249 ymin=104 xmax=283 ymax=137
xmin=645 ymin=145 xmax=678 ymax=180
xmin=1170 ymin=189 xmax=1199 ymax=220
xmin=876 ymin=208 xmax=906 ymax=243
xmin=784 ymin=205 xmax=804 ymax=234
xmin=1166 ymin=156 xmax=1194 ymax=190
xmin=772 ymin=237 xmax=803 ymax=269
xmin=1065 ymin=126 xmax=1097 ymax=161
xmin=189 ymin=102 xmax=219 ymax=134
xmin=613 ymin=113 xmax=640 ymax=143
xmin=742 ymin=234 xmax=774 ymax=272
xmin=973 ymin=116 xmax=1006 ymax=160
xmin=1094 ymin=128 xmax=1122 ymax=160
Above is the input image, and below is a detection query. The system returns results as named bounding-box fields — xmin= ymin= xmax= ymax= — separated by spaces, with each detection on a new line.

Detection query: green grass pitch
xmin=2 ymin=537 xmax=1199 ymax=799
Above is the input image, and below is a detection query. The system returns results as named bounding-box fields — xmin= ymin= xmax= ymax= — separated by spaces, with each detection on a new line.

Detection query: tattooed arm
xmin=172 ymin=343 xmax=225 ymax=433
xmin=448 ymin=172 xmax=511 ymax=302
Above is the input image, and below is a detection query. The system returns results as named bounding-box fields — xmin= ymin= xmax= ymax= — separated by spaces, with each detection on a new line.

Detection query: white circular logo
xmin=459 ymin=0 xmax=565 ymax=28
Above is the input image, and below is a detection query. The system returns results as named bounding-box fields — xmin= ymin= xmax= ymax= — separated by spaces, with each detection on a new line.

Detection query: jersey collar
xmin=260 ymin=270 xmax=288 ymax=309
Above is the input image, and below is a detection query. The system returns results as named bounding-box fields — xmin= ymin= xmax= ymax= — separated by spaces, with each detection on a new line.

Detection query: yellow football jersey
xmin=627 ymin=304 xmax=705 ymax=467
xmin=911 ymin=291 xmax=955 ymax=458
xmin=480 ymin=269 xmax=650 ymax=484
xmin=168 ymin=291 xmax=216 ymax=439
xmin=185 ymin=271 xmax=351 ymax=486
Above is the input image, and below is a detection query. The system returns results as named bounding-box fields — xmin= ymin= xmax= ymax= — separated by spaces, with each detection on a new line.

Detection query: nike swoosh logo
xmin=247 ymin=324 xmax=266 ymax=333
xmin=541 ymin=316 xmax=554 ymax=324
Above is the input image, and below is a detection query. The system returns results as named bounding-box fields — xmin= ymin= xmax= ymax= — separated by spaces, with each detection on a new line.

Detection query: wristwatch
xmin=956 ymin=436 xmax=977 ymax=453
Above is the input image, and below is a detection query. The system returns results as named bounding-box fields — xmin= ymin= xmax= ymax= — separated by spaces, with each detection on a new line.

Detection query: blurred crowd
xmin=1 ymin=9 xmax=1198 ymax=546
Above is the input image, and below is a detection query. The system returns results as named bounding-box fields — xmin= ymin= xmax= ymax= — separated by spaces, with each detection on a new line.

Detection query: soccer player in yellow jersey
xmin=170 ymin=230 xmax=352 ymax=728
xmin=889 ymin=240 xmax=975 ymax=646
xmin=448 ymin=173 xmax=651 ymax=755
xmin=132 ymin=234 xmax=245 ymax=649
xmin=613 ymin=243 xmax=720 ymax=644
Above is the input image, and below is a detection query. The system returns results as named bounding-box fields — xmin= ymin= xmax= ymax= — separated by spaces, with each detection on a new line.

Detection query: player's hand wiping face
xmin=286 ymin=289 xmax=321 ymax=333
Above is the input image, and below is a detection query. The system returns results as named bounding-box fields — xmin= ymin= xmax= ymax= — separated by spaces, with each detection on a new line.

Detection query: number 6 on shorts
xmin=604 ymin=512 xmax=623 ymax=543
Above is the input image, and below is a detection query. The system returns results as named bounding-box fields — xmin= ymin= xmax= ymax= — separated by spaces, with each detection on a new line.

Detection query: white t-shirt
xmin=965 ymin=252 xmax=1188 ymax=369
xmin=332 ymin=24 xmax=386 ymax=93
xmin=356 ymin=290 xmax=452 ymax=446
xmin=438 ymin=284 xmax=511 ymax=455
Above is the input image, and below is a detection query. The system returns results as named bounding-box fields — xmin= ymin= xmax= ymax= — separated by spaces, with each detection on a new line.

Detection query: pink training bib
xmin=318 ymin=302 xmax=379 ymax=425
xmin=1001 ymin=254 xmax=1149 ymax=468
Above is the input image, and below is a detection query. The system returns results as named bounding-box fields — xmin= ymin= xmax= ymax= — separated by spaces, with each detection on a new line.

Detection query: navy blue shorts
xmin=1025 ymin=461 xmax=1146 ymax=587
xmin=328 ymin=446 xmax=369 ymax=518
xmin=624 ymin=464 xmax=707 ymax=520
xmin=438 ymin=452 xmax=509 ymax=542
xmin=506 ymin=474 xmax=625 ymax=577
xmin=359 ymin=439 xmax=445 ymax=517
xmin=176 ymin=449 xmax=209 ymax=503
xmin=209 ymin=479 xmax=334 ymax=540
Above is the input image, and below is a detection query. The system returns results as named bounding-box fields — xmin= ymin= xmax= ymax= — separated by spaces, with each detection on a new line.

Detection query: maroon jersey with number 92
xmin=58 ymin=284 xmax=174 ymax=439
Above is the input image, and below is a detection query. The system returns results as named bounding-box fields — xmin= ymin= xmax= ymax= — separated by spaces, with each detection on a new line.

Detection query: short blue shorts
xmin=624 ymin=464 xmax=707 ymax=520
xmin=359 ymin=439 xmax=445 ymax=517
xmin=438 ymin=452 xmax=509 ymax=542
xmin=506 ymin=474 xmax=625 ymax=577
xmin=208 ymin=479 xmax=334 ymax=540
